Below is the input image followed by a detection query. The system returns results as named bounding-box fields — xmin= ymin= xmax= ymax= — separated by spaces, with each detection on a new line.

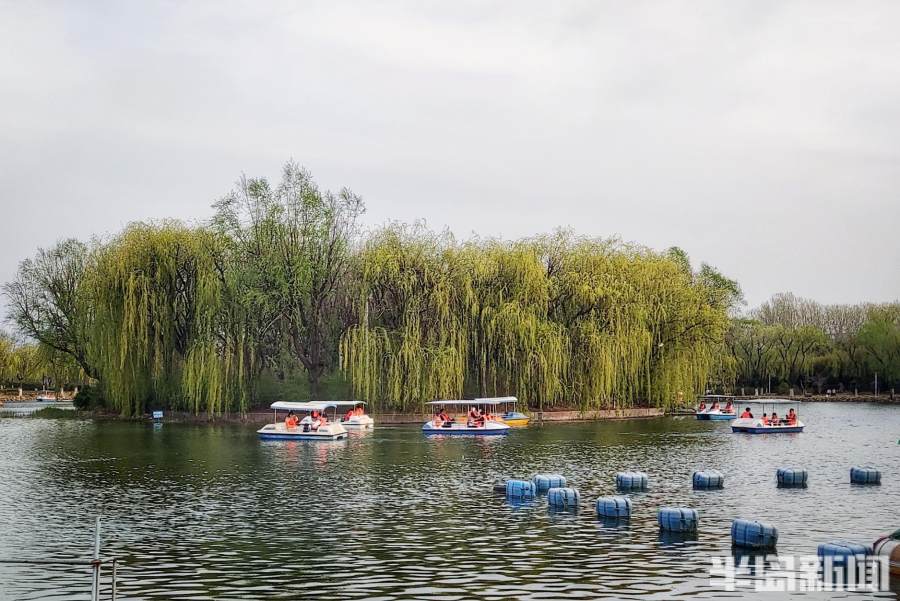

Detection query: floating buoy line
xmin=495 ymin=466 xmax=894 ymax=572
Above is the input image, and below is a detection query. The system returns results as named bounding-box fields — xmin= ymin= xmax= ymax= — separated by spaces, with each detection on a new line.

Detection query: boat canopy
xmin=475 ymin=396 xmax=517 ymax=403
xmin=427 ymin=399 xmax=510 ymax=406
xmin=330 ymin=400 xmax=367 ymax=407
xmin=743 ymin=399 xmax=802 ymax=404
xmin=700 ymin=394 xmax=735 ymax=399
xmin=270 ymin=401 xmax=337 ymax=411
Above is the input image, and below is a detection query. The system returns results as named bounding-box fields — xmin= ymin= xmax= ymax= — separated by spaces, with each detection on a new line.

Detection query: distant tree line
xmin=3 ymin=162 xmax=896 ymax=414
xmin=723 ymin=293 xmax=899 ymax=395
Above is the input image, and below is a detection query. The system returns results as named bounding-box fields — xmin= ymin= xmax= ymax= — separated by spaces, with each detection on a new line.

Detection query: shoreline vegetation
xmin=1 ymin=161 xmax=898 ymax=418
xmin=3 ymin=395 xmax=896 ymax=425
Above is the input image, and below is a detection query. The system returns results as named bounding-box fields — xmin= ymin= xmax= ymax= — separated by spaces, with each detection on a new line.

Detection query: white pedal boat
xmin=731 ymin=399 xmax=804 ymax=434
xmin=333 ymin=401 xmax=375 ymax=430
xmin=257 ymin=402 xmax=348 ymax=441
xmin=423 ymin=399 xmax=511 ymax=436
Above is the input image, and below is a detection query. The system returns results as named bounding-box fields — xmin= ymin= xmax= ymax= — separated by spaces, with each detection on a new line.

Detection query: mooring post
xmin=111 ymin=558 xmax=118 ymax=601
xmin=91 ymin=517 xmax=101 ymax=601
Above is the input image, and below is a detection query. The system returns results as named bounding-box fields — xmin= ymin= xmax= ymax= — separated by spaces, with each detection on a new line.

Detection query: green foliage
xmin=30 ymin=407 xmax=77 ymax=419
xmin=723 ymin=295 xmax=900 ymax=393
xmin=73 ymin=384 xmax=106 ymax=410
xmin=341 ymin=228 xmax=730 ymax=410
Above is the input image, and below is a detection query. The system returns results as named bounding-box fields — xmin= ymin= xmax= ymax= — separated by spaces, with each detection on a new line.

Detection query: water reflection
xmin=0 ymin=402 xmax=898 ymax=599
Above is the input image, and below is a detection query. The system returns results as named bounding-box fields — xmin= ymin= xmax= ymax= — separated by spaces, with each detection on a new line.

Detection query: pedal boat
xmin=333 ymin=400 xmax=375 ymax=430
xmin=423 ymin=399 xmax=511 ymax=436
xmin=481 ymin=396 xmax=530 ymax=427
xmin=257 ymin=402 xmax=348 ymax=440
xmin=695 ymin=395 xmax=737 ymax=420
xmin=731 ymin=399 xmax=804 ymax=434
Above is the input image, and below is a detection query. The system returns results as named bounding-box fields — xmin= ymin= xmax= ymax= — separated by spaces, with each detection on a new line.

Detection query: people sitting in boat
xmin=711 ymin=401 xmax=720 ymax=411
xmin=343 ymin=409 xmax=354 ymax=422
xmin=309 ymin=410 xmax=322 ymax=431
xmin=770 ymin=411 xmax=780 ymax=426
xmin=740 ymin=407 xmax=753 ymax=419
xmin=724 ymin=400 xmax=734 ymax=413
xmin=787 ymin=408 xmax=797 ymax=425
xmin=761 ymin=412 xmax=769 ymax=426
xmin=698 ymin=401 xmax=707 ymax=412
xmin=285 ymin=411 xmax=299 ymax=430
xmin=354 ymin=405 xmax=364 ymax=417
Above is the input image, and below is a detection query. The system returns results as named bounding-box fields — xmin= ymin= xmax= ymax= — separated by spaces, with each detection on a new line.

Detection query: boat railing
xmin=0 ymin=517 xmax=118 ymax=601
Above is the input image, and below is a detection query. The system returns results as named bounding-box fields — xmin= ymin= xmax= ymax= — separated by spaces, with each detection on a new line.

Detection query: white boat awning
xmin=330 ymin=400 xmax=367 ymax=407
xmin=427 ymin=398 xmax=515 ymax=406
xmin=270 ymin=401 xmax=336 ymax=411
xmin=743 ymin=399 xmax=802 ymax=404
xmin=474 ymin=396 xmax=517 ymax=403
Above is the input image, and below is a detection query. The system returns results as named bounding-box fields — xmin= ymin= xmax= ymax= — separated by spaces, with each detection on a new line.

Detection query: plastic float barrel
xmin=657 ymin=507 xmax=698 ymax=532
xmin=817 ymin=541 xmax=870 ymax=567
xmin=692 ymin=470 xmax=725 ymax=489
xmin=505 ymin=479 xmax=536 ymax=500
xmin=533 ymin=474 xmax=566 ymax=492
xmin=616 ymin=472 xmax=649 ymax=490
xmin=596 ymin=496 xmax=632 ymax=518
xmin=777 ymin=468 xmax=808 ymax=487
xmin=850 ymin=466 xmax=881 ymax=485
xmin=731 ymin=519 xmax=778 ymax=549
xmin=873 ymin=531 xmax=900 ymax=576
xmin=547 ymin=487 xmax=580 ymax=509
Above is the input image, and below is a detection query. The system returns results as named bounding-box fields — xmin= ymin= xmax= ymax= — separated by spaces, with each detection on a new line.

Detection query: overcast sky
xmin=1 ymin=1 xmax=898 ymax=313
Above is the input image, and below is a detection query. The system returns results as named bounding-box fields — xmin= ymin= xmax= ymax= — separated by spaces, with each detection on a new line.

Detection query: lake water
xmin=0 ymin=402 xmax=898 ymax=600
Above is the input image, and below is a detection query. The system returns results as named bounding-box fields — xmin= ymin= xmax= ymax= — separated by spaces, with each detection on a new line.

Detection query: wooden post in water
xmin=91 ymin=517 xmax=101 ymax=601
xmin=18 ymin=387 xmax=22 ymax=398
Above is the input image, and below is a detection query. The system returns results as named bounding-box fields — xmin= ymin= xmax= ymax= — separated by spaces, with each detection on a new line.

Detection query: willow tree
xmin=83 ymin=222 xmax=250 ymax=415
xmin=212 ymin=161 xmax=364 ymax=396
xmin=341 ymin=227 xmax=734 ymax=411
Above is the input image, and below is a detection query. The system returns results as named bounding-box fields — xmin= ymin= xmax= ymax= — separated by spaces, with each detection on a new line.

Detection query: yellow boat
xmin=478 ymin=396 xmax=530 ymax=427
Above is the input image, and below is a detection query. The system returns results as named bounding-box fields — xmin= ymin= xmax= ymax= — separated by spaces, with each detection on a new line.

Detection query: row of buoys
xmin=500 ymin=468 xmax=890 ymax=555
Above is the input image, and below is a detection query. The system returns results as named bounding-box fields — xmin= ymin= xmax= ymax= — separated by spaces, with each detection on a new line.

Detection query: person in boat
xmin=354 ymin=405 xmax=364 ymax=417
xmin=308 ymin=410 xmax=322 ymax=431
xmin=343 ymin=408 xmax=354 ymax=422
xmin=787 ymin=408 xmax=797 ymax=425
xmin=476 ymin=408 xmax=487 ymax=426
xmin=711 ymin=400 xmax=720 ymax=411
xmin=761 ymin=412 xmax=769 ymax=426
xmin=740 ymin=407 xmax=753 ymax=419
xmin=770 ymin=411 xmax=780 ymax=426
xmin=698 ymin=401 xmax=707 ymax=412
xmin=285 ymin=411 xmax=299 ymax=430
xmin=724 ymin=400 xmax=734 ymax=413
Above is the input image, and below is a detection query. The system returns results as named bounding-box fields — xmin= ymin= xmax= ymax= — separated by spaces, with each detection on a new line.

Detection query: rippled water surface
xmin=1 ymin=403 xmax=898 ymax=600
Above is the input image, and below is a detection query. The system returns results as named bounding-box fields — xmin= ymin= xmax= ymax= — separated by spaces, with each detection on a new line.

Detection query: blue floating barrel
xmin=533 ymin=473 xmax=567 ymax=492
xmin=817 ymin=540 xmax=870 ymax=566
xmin=731 ymin=519 xmax=778 ymax=549
xmin=547 ymin=487 xmax=580 ymax=509
xmin=777 ymin=468 xmax=808 ymax=487
xmin=692 ymin=470 xmax=725 ymax=489
xmin=657 ymin=507 xmax=698 ymax=532
xmin=596 ymin=496 xmax=632 ymax=518
xmin=616 ymin=471 xmax=648 ymax=490
xmin=850 ymin=466 xmax=881 ymax=485
xmin=505 ymin=479 xmax=536 ymax=500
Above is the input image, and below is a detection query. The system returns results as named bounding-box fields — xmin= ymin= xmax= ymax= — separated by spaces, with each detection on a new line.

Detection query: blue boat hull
xmin=423 ymin=429 xmax=509 ymax=436
xmin=696 ymin=413 xmax=736 ymax=421
xmin=258 ymin=433 xmax=347 ymax=440
xmin=732 ymin=426 xmax=804 ymax=434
